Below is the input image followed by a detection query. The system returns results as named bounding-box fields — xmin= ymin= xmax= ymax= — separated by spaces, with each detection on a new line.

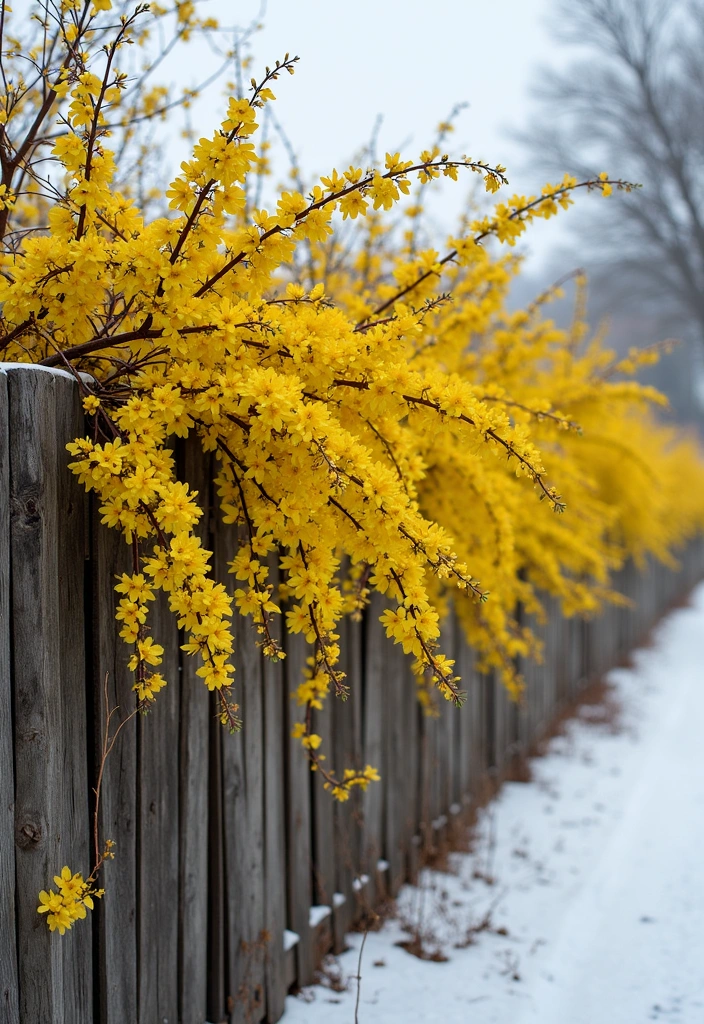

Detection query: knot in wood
xmin=23 ymin=497 xmax=40 ymax=525
xmin=10 ymin=492 xmax=41 ymax=527
xmin=16 ymin=819 xmax=42 ymax=849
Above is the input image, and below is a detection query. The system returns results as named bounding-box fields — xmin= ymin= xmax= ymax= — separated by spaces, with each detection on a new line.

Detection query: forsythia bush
xmin=1 ymin=2 xmax=703 ymax=934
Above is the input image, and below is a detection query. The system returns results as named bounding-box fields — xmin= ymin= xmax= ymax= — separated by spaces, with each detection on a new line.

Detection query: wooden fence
xmin=2 ymin=363 xmax=703 ymax=1024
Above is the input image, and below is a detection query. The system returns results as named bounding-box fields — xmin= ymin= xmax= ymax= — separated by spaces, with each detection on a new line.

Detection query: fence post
xmin=8 ymin=366 xmax=92 ymax=1023
xmin=0 ymin=369 xmax=19 ymax=1024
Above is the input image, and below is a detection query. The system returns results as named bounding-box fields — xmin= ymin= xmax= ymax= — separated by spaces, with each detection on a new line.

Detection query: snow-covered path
xmin=283 ymin=584 xmax=704 ymax=1024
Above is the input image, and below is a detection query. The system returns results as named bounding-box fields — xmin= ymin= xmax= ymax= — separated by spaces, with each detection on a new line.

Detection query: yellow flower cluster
xmin=3 ymin=2 xmax=703 ymax=930
xmin=37 ymin=866 xmax=104 ymax=936
xmin=326 ymin=766 xmax=381 ymax=803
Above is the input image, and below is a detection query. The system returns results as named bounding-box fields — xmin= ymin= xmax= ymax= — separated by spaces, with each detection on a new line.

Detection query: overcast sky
xmin=168 ymin=0 xmax=576 ymax=271
xmin=218 ymin=0 xmax=553 ymax=178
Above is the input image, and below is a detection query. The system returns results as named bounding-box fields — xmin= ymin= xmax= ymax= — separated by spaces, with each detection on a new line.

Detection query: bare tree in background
xmin=519 ymin=0 xmax=704 ymax=422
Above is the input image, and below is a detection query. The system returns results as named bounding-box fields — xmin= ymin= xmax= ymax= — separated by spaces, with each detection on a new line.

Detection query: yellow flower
xmin=82 ymin=395 xmax=101 ymax=414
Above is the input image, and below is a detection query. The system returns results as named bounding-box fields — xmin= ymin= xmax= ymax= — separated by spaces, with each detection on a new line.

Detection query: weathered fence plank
xmin=54 ymin=368 xmax=93 ymax=1017
xmin=392 ymin=646 xmax=416 ymax=881
xmin=0 ymin=371 xmax=19 ymax=1024
xmin=92 ymin=502 xmax=137 ymax=1024
xmin=362 ymin=596 xmax=386 ymax=907
xmin=262 ymin=557 xmax=288 ymax=1022
xmin=137 ymin=591 xmax=180 ymax=1024
xmin=384 ymin=636 xmax=407 ymax=896
xmin=207 ymin=704 xmax=226 ymax=1024
xmin=312 ymin=699 xmax=336 ymax=915
xmin=223 ymin=620 xmax=266 ymax=1023
xmin=284 ymin=629 xmax=314 ymax=986
xmin=178 ymin=443 xmax=212 ymax=1024
xmin=332 ymin=614 xmax=363 ymax=934
xmin=216 ymin=523 xmax=267 ymax=1024
xmin=9 ymin=367 xmax=90 ymax=1023
xmin=454 ymin=620 xmax=474 ymax=811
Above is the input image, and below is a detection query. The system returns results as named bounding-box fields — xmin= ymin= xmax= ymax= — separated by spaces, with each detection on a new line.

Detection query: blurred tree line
xmin=519 ymin=0 xmax=704 ymax=430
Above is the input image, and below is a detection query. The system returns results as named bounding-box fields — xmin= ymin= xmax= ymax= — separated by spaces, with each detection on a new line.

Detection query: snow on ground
xmin=284 ymin=584 xmax=704 ymax=1024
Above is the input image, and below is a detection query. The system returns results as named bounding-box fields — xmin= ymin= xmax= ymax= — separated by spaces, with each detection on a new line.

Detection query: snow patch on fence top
xmin=283 ymin=929 xmax=300 ymax=952
xmin=0 ymin=361 xmax=76 ymax=381
xmin=308 ymin=905 xmax=331 ymax=929
xmin=0 ymin=362 xmax=95 ymax=386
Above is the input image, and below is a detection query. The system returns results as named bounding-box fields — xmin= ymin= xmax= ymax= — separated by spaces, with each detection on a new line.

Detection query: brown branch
xmin=76 ymin=23 xmax=126 ymax=241
xmin=193 ymin=159 xmax=508 ymax=298
xmin=38 ymin=320 xmax=271 ymax=367
xmin=359 ymin=180 xmax=632 ymax=323
xmin=90 ymin=672 xmax=138 ymax=874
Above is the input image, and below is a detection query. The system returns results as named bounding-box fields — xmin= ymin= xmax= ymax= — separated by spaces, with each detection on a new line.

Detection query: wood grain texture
xmin=177 ymin=441 xmax=211 ymax=1024
xmin=262 ymin=559 xmax=287 ymax=1023
xmin=361 ymin=595 xmax=385 ymax=908
xmin=403 ymin=661 xmax=420 ymax=864
xmin=137 ymin=587 xmax=180 ymax=1024
xmin=207 ymin=699 xmax=226 ymax=1024
xmin=217 ymin=523 xmax=267 ymax=1024
xmin=0 ymin=372 xmax=19 ymax=1024
xmin=383 ymin=636 xmax=406 ymax=896
xmin=470 ymin=660 xmax=487 ymax=794
xmin=455 ymin=618 xmax=474 ymax=803
xmin=440 ymin=613 xmax=458 ymax=814
xmin=9 ymin=368 xmax=89 ymax=1022
xmin=225 ymin=614 xmax=267 ymax=1024
xmin=284 ymin=627 xmax=314 ymax=987
xmin=493 ymin=674 xmax=506 ymax=777
xmin=54 ymin=370 xmax=92 ymax=1016
xmin=312 ymin=694 xmax=336 ymax=914
xmin=333 ymin=614 xmax=363 ymax=933
xmin=131 ymin=434 xmax=180 ymax=1024
xmin=92 ymin=501 xmax=137 ymax=1024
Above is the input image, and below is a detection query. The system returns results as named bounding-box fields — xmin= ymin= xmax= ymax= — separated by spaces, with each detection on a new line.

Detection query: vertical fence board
xmin=55 ymin=371 xmax=93 ymax=1016
xmin=207 ymin=703 xmax=226 ymax=1024
xmin=178 ymin=443 xmax=212 ymax=1024
xmin=93 ymin=507 xmax=137 ymax=1024
xmin=443 ymin=614 xmax=458 ymax=815
xmin=216 ymin=522 xmax=267 ymax=1024
xmin=418 ymin=642 xmax=438 ymax=853
xmin=455 ymin=621 xmax=474 ymax=805
xmin=467 ymin=646 xmax=484 ymax=797
xmin=0 ymin=372 xmax=19 ymax=1024
xmin=312 ymin=701 xmax=336 ymax=913
xmin=384 ymin=638 xmax=406 ymax=896
xmin=137 ymin=588 xmax=180 ymax=1024
xmin=10 ymin=367 xmax=61 ymax=1024
xmin=333 ymin=614 xmax=363 ymax=929
xmin=448 ymin=614 xmax=462 ymax=815
xmin=9 ymin=368 xmax=88 ymax=1023
xmin=224 ymin=617 xmax=267 ymax=1024
xmin=284 ymin=630 xmax=314 ymax=986
xmin=263 ymin=557 xmax=287 ymax=1022
xmin=362 ymin=597 xmax=386 ymax=905
xmin=399 ymin=653 xmax=419 ymax=871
